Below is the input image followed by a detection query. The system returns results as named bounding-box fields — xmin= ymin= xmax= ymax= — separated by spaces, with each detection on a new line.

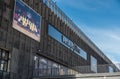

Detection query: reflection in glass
xmin=0 ymin=60 xmax=7 ymax=71
xmin=2 ymin=51 xmax=6 ymax=58
xmin=91 ymin=55 xmax=97 ymax=73
xmin=109 ymin=66 xmax=113 ymax=73
xmin=34 ymin=55 xmax=78 ymax=76
xmin=0 ymin=60 xmax=4 ymax=70
xmin=0 ymin=49 xmax=9 ymax=71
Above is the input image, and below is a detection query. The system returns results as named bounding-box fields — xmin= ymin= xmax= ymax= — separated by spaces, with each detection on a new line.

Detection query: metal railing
xmin=33 ymin=63 xmax=120 ymax=77
xmin=0 ymin=64 xmax=120 ymax=79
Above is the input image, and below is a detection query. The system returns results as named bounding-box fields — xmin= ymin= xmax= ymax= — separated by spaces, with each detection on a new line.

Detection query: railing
xmin=33 ymin=63 xmax=120 ymax=77
xmin=74 ymin=64 xmax=120 ymax=73
xmin=0 ymin=64 xmax=120 ymax=79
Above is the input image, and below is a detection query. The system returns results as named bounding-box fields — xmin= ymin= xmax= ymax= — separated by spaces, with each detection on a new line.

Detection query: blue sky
xmin=55 ymin=0 xmax=120 ymax=64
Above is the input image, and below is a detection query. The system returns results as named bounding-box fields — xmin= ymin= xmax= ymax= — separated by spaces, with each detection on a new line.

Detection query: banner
xmin=13 ymin=0 xmax=41 ymax=42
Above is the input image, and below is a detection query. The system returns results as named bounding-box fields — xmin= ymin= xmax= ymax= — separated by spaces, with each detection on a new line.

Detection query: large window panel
xmin=109 ymin=66 xmax=113 ymax=73
xmin=0 ymin=49 xmax=9 ymax=71
xmin=34 ymin=56 xmax=39 ymax=69
xmin=0 ymin=60 xmax=7 ymax=71
xmin=91 ymin=55 xmax=97 ymax=73
xmin=34 ymin=55 xmax=79 ymax=76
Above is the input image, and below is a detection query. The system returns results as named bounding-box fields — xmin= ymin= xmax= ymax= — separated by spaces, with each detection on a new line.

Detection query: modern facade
xmin=0 ymin=0 xmax=119 ymax=79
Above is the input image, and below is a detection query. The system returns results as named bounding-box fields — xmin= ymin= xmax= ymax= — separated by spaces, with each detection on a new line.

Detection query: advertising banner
xmin=13 ymin=0 xmax=41 ymax=42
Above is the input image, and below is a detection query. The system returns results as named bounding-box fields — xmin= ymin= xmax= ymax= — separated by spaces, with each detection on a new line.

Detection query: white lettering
xmin=18 ymin=15 xmax=37 ymax=33
xmin=62 ymin=35 xmax=80 ymax=54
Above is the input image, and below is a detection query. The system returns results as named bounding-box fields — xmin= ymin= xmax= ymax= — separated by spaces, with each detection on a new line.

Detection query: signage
xmin=62 ymin=35 xmax=80 ymax=53
xmin=62 ymin=35 xmax=73 ymax=48
xmin=13 ymin=0 xmax=41 ymax=42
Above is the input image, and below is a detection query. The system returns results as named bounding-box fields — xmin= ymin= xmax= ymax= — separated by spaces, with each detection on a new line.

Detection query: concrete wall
xmin=76 ymin=72 xmax=120 ymax=79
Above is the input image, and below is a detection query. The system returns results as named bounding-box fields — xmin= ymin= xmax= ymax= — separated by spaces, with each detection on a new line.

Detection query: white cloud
xmin=109 ymin=34 xmax=120 ymax=41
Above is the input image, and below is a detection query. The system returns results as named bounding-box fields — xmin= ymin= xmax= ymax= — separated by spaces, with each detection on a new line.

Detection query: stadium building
xmin=0 ymin=0 xmax=119 ymax=79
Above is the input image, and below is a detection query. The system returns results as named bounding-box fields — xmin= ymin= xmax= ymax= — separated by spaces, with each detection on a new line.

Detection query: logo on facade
xmin=62 ymin=35 xmax=80 ymax=53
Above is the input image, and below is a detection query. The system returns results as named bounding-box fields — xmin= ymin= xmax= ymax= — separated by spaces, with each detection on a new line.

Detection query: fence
xmin=0 ymin=64 xmax=120 ymax=79
xmin=33 ymin=63 xmax=120 ymax=77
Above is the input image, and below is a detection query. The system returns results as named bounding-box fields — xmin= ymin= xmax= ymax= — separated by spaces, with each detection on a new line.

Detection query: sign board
xmin=13 ymin=0 xmax=41 ymax=42
xmin=62 ymin=35 xmax=80 ymax=53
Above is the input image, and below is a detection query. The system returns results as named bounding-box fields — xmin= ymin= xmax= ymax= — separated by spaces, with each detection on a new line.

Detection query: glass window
xmin=64 ymin=67 xmax=68 ymax=75
xmin=91 ymin=55 xmax=97 ymax=73
xmin=60 ymin=66 xmax=64 ymax=75
xmin=47 ymin=60 xmax=52 ymax=75
xmin=33 ymin=55 xmax=79 ymax=76
xmin=2 ymin=50 xmax=8 ymax=60
xmin=109 ymin=66 xmax=113 ymax=73
xmin=34 ymin=57 xmax=48 ymax=76
xmin=0 ymin=49 xmax=9 ymax=71
xmin=34 ymin=56 xmax=38 ymax=61
xmin=34 ymin=56 xmax=38 ymax=69
xmin=0 ymin=60 xmax=4 ymax=70
xmin=48 ymin=60 xmax=52 ymax=68
xmin=2 ymin=51 xmax=6 ymax=58
xmin=0 ymin=60 xmax=7 ymax=71
xmin=53 ymin=63 xmax=58 ymax=68
xmin=52 ymin=63 xmax=59 ymax=75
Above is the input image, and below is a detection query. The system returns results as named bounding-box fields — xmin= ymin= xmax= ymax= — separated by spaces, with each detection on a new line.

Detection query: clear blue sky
xmin=55 ymin=0 xmax=120 ymax=64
